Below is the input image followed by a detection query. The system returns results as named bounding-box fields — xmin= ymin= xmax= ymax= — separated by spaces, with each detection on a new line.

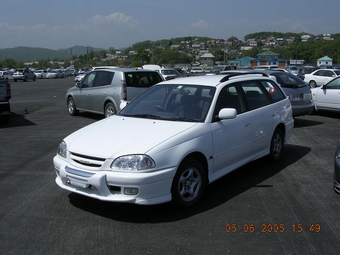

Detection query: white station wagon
xmin=54 ymin=73 xmax=294 ymax=207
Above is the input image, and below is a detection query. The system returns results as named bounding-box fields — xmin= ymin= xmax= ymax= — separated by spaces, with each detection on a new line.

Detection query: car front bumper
xmin=53 ymin=156 xmax=175 ymax=205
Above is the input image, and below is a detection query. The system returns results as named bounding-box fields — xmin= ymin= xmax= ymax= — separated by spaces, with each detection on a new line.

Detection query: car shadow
xmin=0 ymin=112 xmax=36 ymax=128
xmin=68 ymin=143 xmax=311 ymax=223
xmin=293 ymin=117 xmax=324 ymax=128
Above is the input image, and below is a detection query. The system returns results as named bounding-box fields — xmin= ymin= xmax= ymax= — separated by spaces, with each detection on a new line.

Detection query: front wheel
xmin=269 ymin=128 xmax=284 ymax=161
xmin=309 ymin=80 xmax=317 ymax=88
xmin=67 ymin=97 xmax=78 ymax=116
xmin=104 ymin=102 xmax=116 ymax=117
xmin=171 ymin=158 xmax=207 ymax=207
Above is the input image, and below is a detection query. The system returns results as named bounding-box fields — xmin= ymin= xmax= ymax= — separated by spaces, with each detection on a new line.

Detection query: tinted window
xmin=215 ymin=85 xmax=245 ymax=115
xmin=93 ymin=71 xmax=114 ymax=87
xmin=272 ymin=73 xmax=307 ymax=88
xmin=125 ymin=72 xmax=162 ymax=88
xmin=240 ymin=81 xmax=271 ymax=111
xmin=260 ymin=80 xmax=286 ymax=102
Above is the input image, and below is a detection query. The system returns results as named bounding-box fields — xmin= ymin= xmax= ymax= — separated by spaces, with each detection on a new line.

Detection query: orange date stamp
xmin=225 ymin=223 xmax=321 ymax=233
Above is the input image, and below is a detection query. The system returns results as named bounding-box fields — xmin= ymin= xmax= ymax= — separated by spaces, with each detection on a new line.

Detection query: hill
xmin=0 ymin=45 xmax=104 ymax=62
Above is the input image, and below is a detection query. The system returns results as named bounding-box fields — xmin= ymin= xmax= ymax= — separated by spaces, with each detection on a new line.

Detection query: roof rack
xmin=219 ymin=71 xmax=270 ymax=82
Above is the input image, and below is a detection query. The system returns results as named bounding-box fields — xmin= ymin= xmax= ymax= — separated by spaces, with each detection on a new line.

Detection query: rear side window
xmin=240 ymin=81 xmax=271 ymax=111
xmin=260 ymin=80 xmax=286 ymax=103
xmin=125 ymin=72 xmax=163 ymax=88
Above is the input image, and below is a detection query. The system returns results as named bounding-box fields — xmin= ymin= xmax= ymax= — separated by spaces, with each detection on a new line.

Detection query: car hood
xmin=64 ymin=116 xmax=198 ymax=158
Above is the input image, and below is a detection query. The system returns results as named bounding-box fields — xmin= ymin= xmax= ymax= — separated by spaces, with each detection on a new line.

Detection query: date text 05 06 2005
xmin=225 ymin=223 xmax=321 ymax=233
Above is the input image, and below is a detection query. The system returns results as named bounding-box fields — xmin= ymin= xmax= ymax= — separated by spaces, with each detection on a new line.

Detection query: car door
xmin=90 ymin=71 xmax=115 ymax=113
xmin=314 ymin=70 xmax=332 ymax=86
xmin=211 ymin=84 xmax=254 ymax=174
xmin=74 ymin=72 xmax=97 ymax=110
xmin=241 ymin=80 xmax=280 ymax=154
xmin=315 ymin=77 xmax=340 ymax=110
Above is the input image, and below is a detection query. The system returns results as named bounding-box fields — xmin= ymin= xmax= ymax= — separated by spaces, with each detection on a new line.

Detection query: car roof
xmin=92 ymin=67 xmax=160 ymax=73
xmin=159 ymin=73 xmax=271 ymax=87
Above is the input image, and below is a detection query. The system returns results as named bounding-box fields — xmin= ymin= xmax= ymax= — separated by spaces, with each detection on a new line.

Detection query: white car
xmin=311 ymin=76 xmax=340 ymax=112
xmin=304 ymin=69 xmax=340 ymax=88
xmin=34 ymin=70 xmax=48 ymax=79
xmin=54 ymin=73 xmax=294 ymax=207
xmin=190 ymin=67 xmax=204 ymax=73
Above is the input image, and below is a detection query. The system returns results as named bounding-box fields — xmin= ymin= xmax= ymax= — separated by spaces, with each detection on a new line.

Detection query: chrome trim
xmin=65 ymin=166 xmax=95 ymax=178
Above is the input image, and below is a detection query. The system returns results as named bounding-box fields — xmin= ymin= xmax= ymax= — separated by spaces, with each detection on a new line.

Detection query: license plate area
xmin=291 ymin=93 xmax=304 ymax=101
xmin=66 ymin=175 xmax=89 ymax=188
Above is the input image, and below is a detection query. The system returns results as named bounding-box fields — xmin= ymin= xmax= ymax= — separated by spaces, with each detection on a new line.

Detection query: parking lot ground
xmin=0 ymin=78 xmax=340 ymax=255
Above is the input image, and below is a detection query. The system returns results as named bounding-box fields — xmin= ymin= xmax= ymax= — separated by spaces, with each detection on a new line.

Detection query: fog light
xmin=124 ymin=187 xmax=139 ymax=195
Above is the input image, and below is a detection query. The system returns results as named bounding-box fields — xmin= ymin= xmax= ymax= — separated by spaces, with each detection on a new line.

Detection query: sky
xmin=0 ymin=0 xmax=339 ymax=51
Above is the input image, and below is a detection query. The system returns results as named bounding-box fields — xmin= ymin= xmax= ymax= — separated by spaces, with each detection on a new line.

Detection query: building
xmin=317 ymin=56 xmax=333 ymax=67
xmin=200 ymin=53 xmax=215 ymax=66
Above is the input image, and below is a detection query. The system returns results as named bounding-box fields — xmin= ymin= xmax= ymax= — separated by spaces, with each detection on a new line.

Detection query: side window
xmin=325 ymin=77 xmax=340 ymax=89
xmin=261 ymin=80 xmax=285 ymax=102
xmin=241 ymin=81 xmax=270 ymax=111
xmin=214 ymin=85 xmax=245 ymax=116
xmin=93 ymin=71 xmax=114 ymax=87
xmin=82 ymin=72 xmax=96 ymax=88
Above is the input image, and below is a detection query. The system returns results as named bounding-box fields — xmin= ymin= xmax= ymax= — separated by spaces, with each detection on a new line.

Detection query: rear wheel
xmin=67 ymin=97 xmax=78 ymax=116
xmin=270 ymin=128 xmax=284 ymax=161
xmin=104 ymin=102 xmax=116 ymax=117
xmin=171 ymin=158 xmax=206 ymax=207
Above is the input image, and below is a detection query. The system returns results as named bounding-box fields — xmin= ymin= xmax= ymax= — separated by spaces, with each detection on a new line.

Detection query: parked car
xmin=334 ymin=139 xmax=340 ymax=194
xmin=46 ymin=70 xmax=63 ymax=79
xmin=74 ymin=72 xmax=87 ymax=82
xmin=13 ymin=68 xmax=36 ymax=82
xmin=0 ymin=71 xmax=14 ymax=80
xmin=304 ymin=69 xmax=340 ymax=88
xmin=159 ymin=68 xmax=183 ymax=80
xmin=66 ymin=68 xmax=164 ymax=117
xmin=311 ymin=76 xmax=340 ymax=113
xmin=286 ymin=66 xmax=299 ymax=75
xmin=190 ymin=67 xmax=204 ymax=73
xmin=34 ymin=69 xmax=48 ymax=79
xmin=222 ymin=70 xmax=313 ymax=117
xmin=54 ymin=72 xmax=294 ymax=207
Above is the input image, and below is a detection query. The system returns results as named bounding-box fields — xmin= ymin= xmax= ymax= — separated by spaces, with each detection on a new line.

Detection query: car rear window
xmin=125 ymin=72 xmax=163 ymax=88
xmin=272 ymin=73 xmax=307 ymax=88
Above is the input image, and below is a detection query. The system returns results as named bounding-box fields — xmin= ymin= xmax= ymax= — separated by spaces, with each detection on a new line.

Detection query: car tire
xmin=14 ymin=79 xmax=17 ymax=82
xmin=309 ymin=80 xmax=317 ymax=88
xmin=67 ymin=97 xmax=79 ymax=116
xmin=269 ymin=128 xmax=284 ymax=161
xmin=171 ymin=157 xmax=207 ymax=208
xmin=33 ymin=76 xmax=36 ymax=81
xmin=23 ymin=77 xmax=27 ymax=82
xmin=104 ymin=102 xmax=116 ymax=118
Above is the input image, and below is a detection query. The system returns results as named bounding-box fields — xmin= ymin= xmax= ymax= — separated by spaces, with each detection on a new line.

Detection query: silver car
xmin=335 ymin=139 xmax=340 ymax=194
xmin=13 ymin=68 xmax=36 ymax=82
xmin=66 ymin=68 xmax=164 ymax=117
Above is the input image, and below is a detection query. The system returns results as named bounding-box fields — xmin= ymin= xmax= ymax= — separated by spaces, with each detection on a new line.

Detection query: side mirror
xmin=76 ymin=82 xmax=82 ymax=88
xmin=218 ymin=108 xmax=237 ymax=120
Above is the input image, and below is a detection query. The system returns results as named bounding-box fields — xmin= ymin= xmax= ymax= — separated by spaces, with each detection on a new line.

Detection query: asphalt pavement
xmin=0 ymin=77 xmax=339 ymax=255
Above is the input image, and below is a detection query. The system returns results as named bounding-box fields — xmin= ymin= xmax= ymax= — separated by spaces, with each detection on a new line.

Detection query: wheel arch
xmin=104 ymin=99 xmax=118 ymax=113
xmin=178 ymin=152 xmax=209 ymax=180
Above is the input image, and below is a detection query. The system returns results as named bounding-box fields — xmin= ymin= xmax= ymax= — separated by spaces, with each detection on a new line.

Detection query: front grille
xmin=70 ymin=152 xmax=106 ymax=168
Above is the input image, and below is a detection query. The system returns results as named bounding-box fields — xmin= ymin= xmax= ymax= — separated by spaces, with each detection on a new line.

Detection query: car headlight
xmin=57 ymin=141 xmax=67 ymax=158
xmin=111 ymin=155 xmax=156 ymax=171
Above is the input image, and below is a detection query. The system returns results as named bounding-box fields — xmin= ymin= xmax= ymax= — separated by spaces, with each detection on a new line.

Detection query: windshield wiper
xmin=131 ymin=114 xmax=161 ymax=119
xmin=168 ymin=117 xmax=197 ymax=122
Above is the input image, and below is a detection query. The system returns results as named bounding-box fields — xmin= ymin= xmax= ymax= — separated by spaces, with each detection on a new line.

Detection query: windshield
xmin=118 ymin=84 xmax=216 ymax=122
